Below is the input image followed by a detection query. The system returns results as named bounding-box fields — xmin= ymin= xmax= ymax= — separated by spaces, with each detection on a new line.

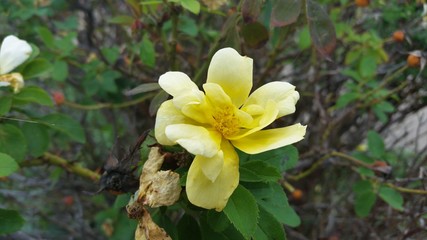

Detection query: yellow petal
xmin=243 ymin=81 xmax=300 ymax=118
xmin=159 ymin=71 xmax=204 ymax=109
xmin=186 ymin=140 xmax=239 ymax=211
xmin=0 ymin=72 xmax=24 ymax=93
xmin=194 ymin=150 xmax=224 ymax=182
xmin=203 ymin=83 xmax=233 ymax=107
xmin=181 ymin=101 xmax=213 ymax=124
xmin=165 ymin=124 xmax=221 ymax=158
xmin=154 ymin=100 xmax=195 ymax=145
xmin=231 ymin=123 xmax=306 ymax=154
xmin=207 ymin=48 xmax=253 ymax=107
xmin=0 ymin=35 xmax=32 ymax=74
xmin=228 ymin=100 xmax=278 ymax=140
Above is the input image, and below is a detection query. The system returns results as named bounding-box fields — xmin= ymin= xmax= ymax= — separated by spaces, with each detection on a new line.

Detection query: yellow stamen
xmin=212 ymin=105 xmax=240 ymax=138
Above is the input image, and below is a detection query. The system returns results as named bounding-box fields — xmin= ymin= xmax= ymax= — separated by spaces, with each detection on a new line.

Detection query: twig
xmin=63 ymin=93 xmax=155 ymax=110
xmin=22 ymin=153 xmax=100 ymax=181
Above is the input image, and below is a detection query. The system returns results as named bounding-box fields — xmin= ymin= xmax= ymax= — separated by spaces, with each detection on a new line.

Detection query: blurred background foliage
xmin=0 ymin=0 xmax=426 ymax=239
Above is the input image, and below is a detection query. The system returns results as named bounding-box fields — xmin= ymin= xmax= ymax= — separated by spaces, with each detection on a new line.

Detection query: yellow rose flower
xmin=0 ymin=35 xmax=32 ymax=93
xmin=155 ymin=48 xmax=306 ymax=211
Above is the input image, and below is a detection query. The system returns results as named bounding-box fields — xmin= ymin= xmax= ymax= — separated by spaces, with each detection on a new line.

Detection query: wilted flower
xmin=155 ymin=48 xmax=306 ymax=211
xmin=0 ymin=35 xmax=32 ymax=93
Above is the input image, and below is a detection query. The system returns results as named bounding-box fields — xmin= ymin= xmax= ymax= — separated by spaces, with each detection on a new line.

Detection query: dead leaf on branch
xmin=126 ymin=147 xmax=181 ymax=240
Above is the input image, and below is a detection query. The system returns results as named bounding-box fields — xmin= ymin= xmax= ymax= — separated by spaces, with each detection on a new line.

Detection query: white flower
xmin=0 ymin=35 xmax=32 ymax=92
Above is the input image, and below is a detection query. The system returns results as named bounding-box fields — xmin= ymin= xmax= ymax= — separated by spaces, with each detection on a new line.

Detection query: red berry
xmin=52 ymin=91 xmax=65 ymax=105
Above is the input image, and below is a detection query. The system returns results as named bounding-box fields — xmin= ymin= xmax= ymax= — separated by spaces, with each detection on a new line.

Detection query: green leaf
xmin=247 ymin=182 xmax=300 ymax=227
xmin=140 ymin=35 xmax=155 ymax=68
xmin=37 ymin=26 xmax=55 ymax=49
xmin=101 ymin=47 xmax=120 ymax=65
xmin=180 ymin=0 xmax=200 ymax=14
xmin=223 ymin=185 xmax=259 ymax=239
xmin=354 ymin=191 xmax=376 ymax=217
xmin=378 ymin=186 xmax=404 ymax=211
xmin=357 ymin=167 xmax=375 ymax=177
xmin=179 ymin=15 xmax=199 ymax=37
xmin=253 ymin=206 xmax=286 ymax=240
xmin=51 ymin=60 xmax=68 ymax=82
xmin=353 ymin=180 xmax=376 ymax=217
xmin=21 ymin=123 xmax=49 ymax=157
xmin=336 ymin=92 xmax=359 ymax=109
xmin=21 ymin=58 xmax=52 ymax=79
xmin=109 ymin=15 xmax=135 ymax=25
xmin=0 ymin=97 xmax=12 ymax=116
xmin=249 ymin=145 xmax=298 ymax=172
xmin=297 ymin=26 xmax=311 ymax=50
xmin=359 ymin=53 xmax=377 ymax=78
xmin=0 ymin=153 xmax=19 ymax=177
xmin=113 ymin=194 xmax=131 ymax=209
xmin=207 ymin=210 xmax=231 ymax=233
xmin=0 ymin=208 xmax=25 ymax=235
xmin=352 ymin=151 xmax=374 ymax=164
xmin=177 ymin=214 xmax=201 ymax=240
xmin=40 ymin=114 xmax=86 ymax=143
xmin=367 ymin=131 xmax=385 ymax=158
xmin=240 ymin=161 xmax=281 ymax=182
xmin=271 ymin=0 xmax=302 ymax=27
xmin=13 ymin=86 xmax=53 ymax=106
xmin=241 ymin=22 xmax=269 ymax=49
xmin=0 ymin=124 xmax=27 ymax=162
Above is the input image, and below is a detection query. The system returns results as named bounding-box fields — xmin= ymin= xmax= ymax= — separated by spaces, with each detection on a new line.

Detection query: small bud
xmin=355 ymin=0 xmax=369 ymax=7
xmin=392 ymin=30 xmax=405 ymax=42
xmin=52 ymin=91 xmax=65 ymax=105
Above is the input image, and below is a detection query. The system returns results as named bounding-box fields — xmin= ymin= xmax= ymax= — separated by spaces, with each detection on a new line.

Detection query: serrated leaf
xmin=0 ymin=153 xmax=19 ymax=177
xmin=21 ymin=58 xmax=52 ymax=79
xmin=140 ymin=35 xmax=155 ymax=68
xmin=0 ymin=97 xmax=12 ymax=116
xmin=40 ymin=114 xmax=86 ymax=143
xmin=253 ymin=206 xmax=286 ymax=240
xmin=367 ymin=131 xmax=385 ymax=158
xmin=353 ymin=180 xmax=373 ymax=194
xmin=0 ymin=124 xmax=27 ymax=162
xmin=13 ymin=86 xmax=53 ymax=106
xmin=21 ymin=123 xmax=49 ymax=157
xmin=224 ymin=185 xmax=259 ymax=239
xmin=378 ymin=186 xmax=404 ymax=211
xmin=271 ymin=0 xmax=302 ymax=27
xmin=240 ymin=161 xmax=281 ymax=182
xmin=51 ymin=60 xmax=68 ymax=82
xmin=247 ymin=182 xmax=300 ymax=227
xmin=0 ymin=208 xmax=25 ymax=235
xmin=305 ymin=0 xmax=336 ymax=57
xmin=180 ymin=0 xmax=200 ymax=14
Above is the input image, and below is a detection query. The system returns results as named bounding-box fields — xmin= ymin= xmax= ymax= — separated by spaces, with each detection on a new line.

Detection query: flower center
xmin=212 ymin=105 xmax=240 ymax=138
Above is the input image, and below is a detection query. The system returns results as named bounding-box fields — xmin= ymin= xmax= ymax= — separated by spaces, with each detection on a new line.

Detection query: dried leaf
xmin=135 ymin=208 xmax=171 ymax=240
xmin=137 ymin=147 xmax=181 ymax=208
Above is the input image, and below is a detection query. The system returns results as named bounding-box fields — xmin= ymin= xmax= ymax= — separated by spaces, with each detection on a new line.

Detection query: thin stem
xmin=22 ymin=152 xmax=100 ymax=181
xmin=63 ymin=93 xmax=155 ymax=110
